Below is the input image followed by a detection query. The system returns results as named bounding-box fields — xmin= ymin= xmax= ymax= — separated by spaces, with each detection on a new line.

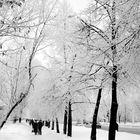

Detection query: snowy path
xmin=0 ymin=122 xmax=65 ymax=140
xmin=0 ymin=122 xmax=140 ymax=140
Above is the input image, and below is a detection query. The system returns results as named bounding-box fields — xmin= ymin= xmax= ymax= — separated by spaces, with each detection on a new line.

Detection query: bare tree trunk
xmin=67 ymin=101 xmax=72 ymax=137
xmin=56 ymin=118 xmax=60 ymax=133
xmin=19 ymin=117 xmax=21 ymax=123
xmin=118 ymin=114 xmax=121 ymax=124
xmin=63 ymin=106 xmax=68 ymax=134
xmin=124 ymin=105 xmax=127 ymax=124
xmin=109 ymin=1 xmax=118 ymax=140
xmin=91 ymin=88 xmax=102 ymax=140
xmin=51 ymin=120 xmax=54 ymax=130
xmin=48 ymin=120 xmax=50 ymax=128
xmin=109 ymin=65 xmax=118 ymax=140
xmin=109 ymin=2 xmax=118 ymax=138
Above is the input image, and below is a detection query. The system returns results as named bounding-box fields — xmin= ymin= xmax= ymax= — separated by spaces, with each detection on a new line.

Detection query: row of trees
xmin=30 ymin=1 xmax=140 ymax=140
xmin=0 ymin=1 xmax=140 ymax=140
xmin=25 ymin=0 xmax=140 ymax=140
xmin=37 ymin=1 xmax=140 ymax=140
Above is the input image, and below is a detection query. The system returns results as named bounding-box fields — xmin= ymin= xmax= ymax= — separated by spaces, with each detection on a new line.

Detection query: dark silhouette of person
xmin=30 ymin=119 xmax=34 ymax=132
xmin=45 ymin=120 xmax=48 ymax=127
xmin=29 ymin=119 xmax=32 ymax=126
xmin=38 ymin=120 xmax=43 ymax=135
xmin=33 ymin=120 xmax=38 ymax=135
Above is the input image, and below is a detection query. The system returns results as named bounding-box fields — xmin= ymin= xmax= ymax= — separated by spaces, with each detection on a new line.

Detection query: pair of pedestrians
xmin=31 ymin=120 xmax=44 ymax=135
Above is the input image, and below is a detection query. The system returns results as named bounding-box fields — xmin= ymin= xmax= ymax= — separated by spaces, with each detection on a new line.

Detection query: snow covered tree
xmin=0 ymin=0 xmax=58 ymax=129
xmin=78 ymin=0 xmax=140 ymax=140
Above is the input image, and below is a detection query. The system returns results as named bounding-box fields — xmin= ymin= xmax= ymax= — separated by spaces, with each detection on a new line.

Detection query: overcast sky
xmin=68 ymin=0 xmax=89 ymax=13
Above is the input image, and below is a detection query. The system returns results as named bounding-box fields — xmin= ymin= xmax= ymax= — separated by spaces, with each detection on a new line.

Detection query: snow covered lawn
xmin=101 ymin=122 xmax=140 ymax=128
xmin=0 ymin=122 xmax=140 ymax=140
xmin=71 ymin=125 xmax=140 ymax=140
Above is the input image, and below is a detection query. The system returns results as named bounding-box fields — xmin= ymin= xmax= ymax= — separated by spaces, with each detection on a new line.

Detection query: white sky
xmin=68 ymin=0 xmax=89 ymax=13
xmin=36 ymin=0 xmax=90 ymax=64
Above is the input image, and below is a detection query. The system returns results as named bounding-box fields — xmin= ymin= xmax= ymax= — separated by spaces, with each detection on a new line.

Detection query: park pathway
xmin=0 ymin=122 xmax=65 ymax=140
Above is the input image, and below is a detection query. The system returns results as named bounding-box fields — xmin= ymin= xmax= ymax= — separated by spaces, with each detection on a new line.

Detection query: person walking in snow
xmin=30 ymin=119 xmax=35 ymax=133
xmin=33 ymin=120 xmax=38 ymax=135
xmin=38 ymin=120 xmax=43 ymax=135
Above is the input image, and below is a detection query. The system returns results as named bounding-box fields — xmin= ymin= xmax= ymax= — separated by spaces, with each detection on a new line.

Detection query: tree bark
xmin=48 ymin=120 xmax=50 ymax=128
xmin=63 ymin=106 xmax=68 ymax=134
xmin=67 ymin=101 xmax=72 ymax=137
xmin=90 ymin=88 xmax=102 ymax=140
xmin=51 ymin=120 xmax=54 ymax=130
xmin=19 ymin=117 xmax=21 ymax=123
xmin=109 ymin=1 xmax=118 ymax=140
xmin=109 ymin=65 xmax=118 ymax=140
xmin=56 ymin=118 xmax=60 ymax=133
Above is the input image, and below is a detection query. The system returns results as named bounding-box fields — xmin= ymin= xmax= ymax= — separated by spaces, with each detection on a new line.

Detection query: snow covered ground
xmin=0 ymin=122 xmax=140 ymax=140
xmin=101 ymin=122 xmax=140 ymax=127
